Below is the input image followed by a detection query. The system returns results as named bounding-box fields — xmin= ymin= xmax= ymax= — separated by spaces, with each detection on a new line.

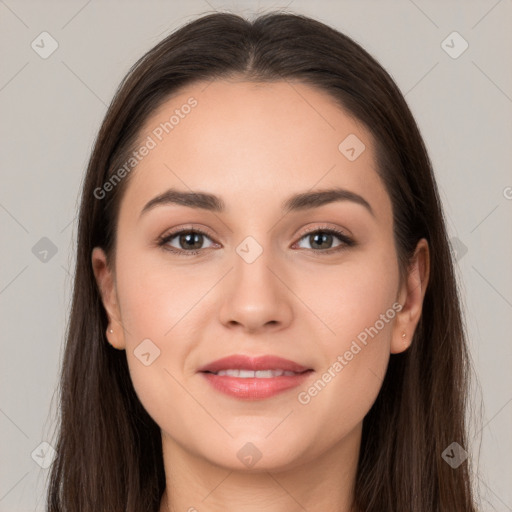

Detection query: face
xmin=93 ymin=79 xmax=428 ymax=472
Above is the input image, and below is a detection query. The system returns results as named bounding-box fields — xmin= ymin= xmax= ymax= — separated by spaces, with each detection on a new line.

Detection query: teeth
xmin=214 ymin=369 xmax=297 ymax=378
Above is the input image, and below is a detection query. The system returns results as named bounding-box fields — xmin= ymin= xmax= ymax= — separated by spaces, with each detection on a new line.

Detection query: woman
xmin=46 ymin=11 xmax=478 ymax=512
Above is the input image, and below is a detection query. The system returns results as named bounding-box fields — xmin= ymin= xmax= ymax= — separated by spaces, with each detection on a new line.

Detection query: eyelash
xmin=157 ymin=225 xmax=355 ymax=257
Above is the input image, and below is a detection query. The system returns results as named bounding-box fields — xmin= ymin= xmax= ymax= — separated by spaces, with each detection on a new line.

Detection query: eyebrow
xmin=139 ymin=186 xmax=374 ymax=218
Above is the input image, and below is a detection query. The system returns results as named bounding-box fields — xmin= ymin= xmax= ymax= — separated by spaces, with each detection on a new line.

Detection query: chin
xmin=192 ymin=434 xmax=313 ymax=473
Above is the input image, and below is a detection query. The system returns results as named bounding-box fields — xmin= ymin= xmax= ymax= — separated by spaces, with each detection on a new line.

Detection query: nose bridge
xmin=218 ymin=231 xmax=293 ymax=331
xmin=232 ymin=232 xmax=280 ymax=301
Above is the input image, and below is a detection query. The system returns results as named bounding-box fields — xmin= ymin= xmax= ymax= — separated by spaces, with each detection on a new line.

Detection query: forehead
xmin=119 ymin=79 xmax=390 ymax=222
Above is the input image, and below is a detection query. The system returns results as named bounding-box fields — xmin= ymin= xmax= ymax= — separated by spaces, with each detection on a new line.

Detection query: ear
xmin=91 ymin=247 xmax=126 ymax=350
xmin=391 ymin=238 xmax=430 ymax=354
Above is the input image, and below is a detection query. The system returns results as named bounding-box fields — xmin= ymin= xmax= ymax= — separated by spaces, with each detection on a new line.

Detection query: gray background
xmin=1 ymin=0 xmax=511 ymax=510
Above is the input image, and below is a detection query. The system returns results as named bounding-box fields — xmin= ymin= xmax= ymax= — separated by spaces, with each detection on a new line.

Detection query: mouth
xmin=204 ymin=369 xmax=301 ymax=377
xmin=198 ymin=354 xmax=314 ymax=400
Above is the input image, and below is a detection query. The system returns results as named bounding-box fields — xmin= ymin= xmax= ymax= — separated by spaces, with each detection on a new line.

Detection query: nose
xmin=218 ymin=245 xmax=294 ymax=334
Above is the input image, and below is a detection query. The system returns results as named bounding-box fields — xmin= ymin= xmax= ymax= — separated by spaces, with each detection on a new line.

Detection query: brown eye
xmin=177 ymin=232 xmax=205 ymax=250
xmin=158 ymin=229 xmax=216 ymax=255
xmin=295 ymin=228 xmax=354 ymax=252
xmin=308 ymin=232 xmax=336 ymax=250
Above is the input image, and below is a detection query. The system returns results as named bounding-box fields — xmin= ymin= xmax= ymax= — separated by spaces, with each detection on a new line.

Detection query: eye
xmin=157 ymin=228 xmax=217 ymax=256
xmin=157 ymin=225 xmax=354 ymax=256
xmin=293 ymin=226 xmax=354 ymax=254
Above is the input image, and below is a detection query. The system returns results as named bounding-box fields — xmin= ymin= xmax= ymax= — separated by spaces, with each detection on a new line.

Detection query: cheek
xmin=113 ymin=247 xmax=220 ymax=404
xmin=301 ymin=246 xmax=399 ymax=341
xmin=114 ymin=254 xmax=213 ymax=438
xmin=293 ymin=248 xmax=398 ymax=429
xmin=114 ymin=246 xmax=212 ymax=342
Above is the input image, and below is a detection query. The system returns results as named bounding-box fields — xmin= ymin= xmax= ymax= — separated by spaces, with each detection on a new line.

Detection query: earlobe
xmin=391 ymin=238 xmax=430 ymax=354
xmin=91 ymin=247 xmax=126 ymax=350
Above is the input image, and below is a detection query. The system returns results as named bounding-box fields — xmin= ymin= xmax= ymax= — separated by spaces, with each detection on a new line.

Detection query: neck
xmin=159 ymin=424 xmax=361 ymax=512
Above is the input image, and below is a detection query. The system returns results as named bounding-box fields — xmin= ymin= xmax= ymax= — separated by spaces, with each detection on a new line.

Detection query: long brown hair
xmin=46 ymin=11 xmax=479 ymax=511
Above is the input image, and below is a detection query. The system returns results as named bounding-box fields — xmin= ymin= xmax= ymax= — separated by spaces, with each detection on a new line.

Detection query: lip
xmin=197 ymin=354 xmax=311 ymax=373
xmin=198 ymin=354 xmax=314 ymax=400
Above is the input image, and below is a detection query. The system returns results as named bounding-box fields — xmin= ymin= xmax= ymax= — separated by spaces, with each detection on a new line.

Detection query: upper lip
xmin=197 ymin=355 xmax=311 ymax=374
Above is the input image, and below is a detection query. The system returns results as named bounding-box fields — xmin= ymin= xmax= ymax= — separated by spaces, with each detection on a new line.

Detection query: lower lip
xmin=200 ymin=371 xmax=313 ymax=399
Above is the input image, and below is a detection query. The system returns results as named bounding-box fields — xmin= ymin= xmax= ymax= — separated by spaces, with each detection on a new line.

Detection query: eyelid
xmin=159 ymin=224 xmax=217 ymax=241
xmin=295 ymin=223 xmax=352 ymax=240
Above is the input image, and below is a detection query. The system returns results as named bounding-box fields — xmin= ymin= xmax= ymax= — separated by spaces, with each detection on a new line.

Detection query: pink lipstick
xmin=198 ymin=354 xmax=313 ymax=400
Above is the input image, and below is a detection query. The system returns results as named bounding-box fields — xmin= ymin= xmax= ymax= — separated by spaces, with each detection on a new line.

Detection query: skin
xmin=92 ymin=79 xmax=429 ymax=512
